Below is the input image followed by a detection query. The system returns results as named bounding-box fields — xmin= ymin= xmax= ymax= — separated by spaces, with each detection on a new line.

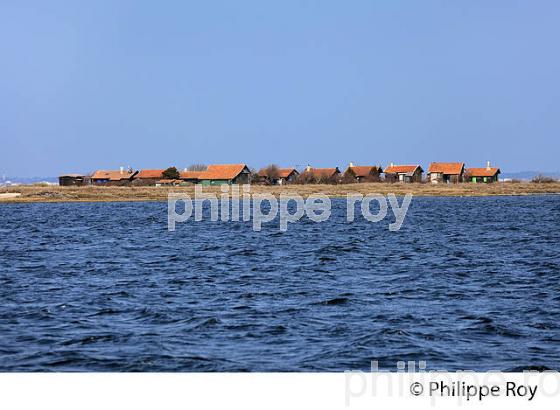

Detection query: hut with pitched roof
xmin=179 ymin=164 xmax=251 ymax=185
xmin=343 ymin=163 xmax=383 ymax=182
xmin=427 ymin=162 xmax=465 ymax=184
xmin=384 ymin=164 xmax=423 ymax=183
xmin=134 ymin=169 xmax=165 ymax=186
xmin=257 ymin=167 xmax=299 ymax=185
xmin=58 ymin=174 xmax=88 ymax=186
xmin=466 ymin=162 xmax=501 ymax=183
xmin=299 ymin=165 xmax=341 ymax=184
xmin=91 ymin=167 xmax=138 ymax=186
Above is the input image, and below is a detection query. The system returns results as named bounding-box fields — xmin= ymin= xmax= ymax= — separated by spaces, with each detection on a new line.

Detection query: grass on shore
xmin=1 ymin=182 xmax=560 ymax=203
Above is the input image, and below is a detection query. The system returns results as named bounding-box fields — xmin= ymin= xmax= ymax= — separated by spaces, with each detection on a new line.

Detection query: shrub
xmin=532 ymin=174 xmax=556 ymax=183
xmin=295 ymin=172 xmax=317 ymax=184
xmin=317 ymin=174 xmax=340 ymax=185
xmin=162 ymin=167 xmax=180 ymax=180
xmin=263 ymin=164 xmax=280 ymax=180
xmin=340 ymin=172 xmax=356 ymax=184
xmin=362 ymin=174 xmax=381 ymax=183
xmin=252 ymin=164 xmax=281 ymax=185
xmin=251 ymin=171 xmax=266 ymax=185
xmin=187 ymin=164 xmax=207 ymax=171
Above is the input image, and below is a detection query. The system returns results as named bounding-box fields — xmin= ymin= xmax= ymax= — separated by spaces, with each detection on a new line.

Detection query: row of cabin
xmin=59 ymin=165 xmax=252 ymax=186
xmin=59 ymin=162 xmax=501 ymax=186
xmin=292 ymin=163 xmax=423 ymax=184
xmin=369 ymin=161 xmax=500 ymax=184
xmin=259 ymin=162 xmax=499 ymax=184
xmin=426 ymin=162 xmax=501 ymax=184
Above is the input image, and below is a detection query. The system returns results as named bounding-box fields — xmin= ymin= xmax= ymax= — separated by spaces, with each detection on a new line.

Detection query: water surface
xmin=0 ymin=196 xmax=559 ymax=371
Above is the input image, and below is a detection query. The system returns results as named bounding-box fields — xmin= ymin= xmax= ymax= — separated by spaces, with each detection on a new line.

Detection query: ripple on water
xmin=0 ymin=196 xmax=559 ymax=371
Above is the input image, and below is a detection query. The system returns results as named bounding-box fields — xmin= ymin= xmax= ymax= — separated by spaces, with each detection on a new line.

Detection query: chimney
xmin=183 ymin=168 xmax=187 ymax=172
xmin=120 ymin=166 xmax=124 ymax=174
xmin=486 ymin=161 xmax=491 ymax=171
xmin=390 ymin=162 xmax=394 ymax=168
xmin=306 ymin=164 xmax=312 ymax=172
xmin=349 ymin=162 xmax=354 ymax=168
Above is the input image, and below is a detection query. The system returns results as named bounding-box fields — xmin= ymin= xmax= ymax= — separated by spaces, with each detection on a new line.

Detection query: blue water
xmin=0 ymin=196 xmax=559 ymax=371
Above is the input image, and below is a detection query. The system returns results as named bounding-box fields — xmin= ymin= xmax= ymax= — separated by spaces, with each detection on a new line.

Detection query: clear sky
xmin=1 ymin=1 xmax=559 ymax=177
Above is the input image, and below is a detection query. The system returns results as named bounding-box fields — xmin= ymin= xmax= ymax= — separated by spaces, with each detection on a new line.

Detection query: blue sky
xmin=1 ymin=1 xmax=559 ymax=176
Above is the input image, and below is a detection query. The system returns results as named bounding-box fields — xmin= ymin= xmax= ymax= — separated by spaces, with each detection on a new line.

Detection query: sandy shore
xmin=1 ymin=182 xmax=559 ymax=203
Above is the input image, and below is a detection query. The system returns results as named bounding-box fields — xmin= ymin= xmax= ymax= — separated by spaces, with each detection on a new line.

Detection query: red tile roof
xmin=258 ymin=167 xmax=298 ymax=178
xmin=180 ymin=170 xmax=204 ymax=179
xmin=384 ymin=165 xmax=422 ymax=174
xmin=201 ymin=164 xmax=249 ymax=180
xmin=180 ymin=164 xmax=249 ymax=181
xmin=136 ymin=169 xmax=164 ymax=179
xmin=345 ymin=165 xmax=382 ymax=177
xmin=467 ymin=167 xmax=501 ymax=177
xmin=91 ymin=170 xmax=136 ymax=181
xmin=428 ymin=162 xmax=464 ymax=175
xmin=278 ymin=168 xmax=298 ymax=178
xmin=302 ymin=167 xmax=340 ymax=178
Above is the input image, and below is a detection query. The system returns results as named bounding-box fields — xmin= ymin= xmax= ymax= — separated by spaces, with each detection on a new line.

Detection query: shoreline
xmin=1 ymin=182 xmax=560 ymax=203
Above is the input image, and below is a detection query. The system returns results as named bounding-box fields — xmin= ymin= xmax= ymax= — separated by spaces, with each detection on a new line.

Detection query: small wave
xmin=190 ymin=317 xmax=221 ymax=329
xmin=316 ymin=297 xmax=349 ymax=306
xmin=90 ymin=308 xmax=120 ymax=316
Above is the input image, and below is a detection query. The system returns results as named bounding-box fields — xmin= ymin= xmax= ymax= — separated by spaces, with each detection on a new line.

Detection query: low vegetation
xmin=532 ymin=174 xmax=557 ymax=184
xmin=2 ymin=182 xmax=560 ymax=203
